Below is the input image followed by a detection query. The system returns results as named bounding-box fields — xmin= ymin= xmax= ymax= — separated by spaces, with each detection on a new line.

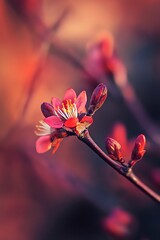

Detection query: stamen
xmin=35 ymin=131 xmax=50 ymax=136
xmin=73 ymin=103 xmax=77 ymax=117
xmin=35 ymin=121 xmax=53 ymax=136
xmin=58 ymin=108 xmax=68 ymax=119
xmin=67 ymin=110 xmax=72 ymax=118
xmin=62 ymin=103 xmax=69 ymax=118
xmin=54 ymin=99 xmax=78 ymax=120
xmin=62 ymin=108 xmax=69 ymax=118
xmin=54 ymin=110 xmax=59 ymax=117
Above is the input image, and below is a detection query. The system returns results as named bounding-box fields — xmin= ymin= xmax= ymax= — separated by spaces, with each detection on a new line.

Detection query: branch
xmin=79 ymin=130 xmax=160 ymax=204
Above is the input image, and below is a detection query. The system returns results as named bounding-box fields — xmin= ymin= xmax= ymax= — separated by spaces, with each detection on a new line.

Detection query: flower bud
xmin=41 ymin=102 xmax=54 ymax=117
xmin=105 ymin=137 xmax=122 ymax=161
xmin=88 ymin=83 xmax=107 ymax=115
xmin=131 ymin=134 xmax=146 ymax=161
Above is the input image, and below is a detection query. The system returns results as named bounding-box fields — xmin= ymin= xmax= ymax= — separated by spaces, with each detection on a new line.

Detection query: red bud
xmin=105 ymin=137 xmax=123 ymax=161
xmin=88 ymin=83 xmax=107 ymax=115
xmin=41 ymin=102 xmax=54 ymax=117
xmin=131 ymin=134 xmax=146 ymax=162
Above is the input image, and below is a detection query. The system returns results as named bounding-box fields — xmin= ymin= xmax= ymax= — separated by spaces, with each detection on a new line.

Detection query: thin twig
xmin=79 ymin=130 xmax=160 ymax=204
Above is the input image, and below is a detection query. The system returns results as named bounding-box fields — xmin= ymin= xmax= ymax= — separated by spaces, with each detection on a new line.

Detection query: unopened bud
xmin=41 ymin=102 xmax=54 ymax=117
xmin=131 ymin=134 xmax=146 ymax=162
xmin=88 ymin=83 xmax=107 ymax=116
xmin=105 ymin=137 xmax=123 ymax=161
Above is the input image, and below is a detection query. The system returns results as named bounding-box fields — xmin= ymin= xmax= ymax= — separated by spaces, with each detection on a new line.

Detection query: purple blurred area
xmin=0 ymin=0 xmax=160 ymax=239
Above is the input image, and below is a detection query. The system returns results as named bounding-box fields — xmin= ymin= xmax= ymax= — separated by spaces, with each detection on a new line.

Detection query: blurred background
xmin=0 ymin=0 xmax=160 ymax=239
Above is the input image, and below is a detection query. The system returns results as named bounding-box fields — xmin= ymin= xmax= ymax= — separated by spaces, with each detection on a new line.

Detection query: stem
xmin=79 ymin=130 xmax=160 ymax=204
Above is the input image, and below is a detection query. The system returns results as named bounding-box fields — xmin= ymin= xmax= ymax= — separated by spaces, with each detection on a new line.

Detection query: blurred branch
xmin=112 ymin=70 xmax=160 ymax=146
xmin=49 ymin=41 xmax=98 ymax=82
xmin=20 ymin=8 xmax=70 ymax=118
xmin=0 ymin=8 xmax=70 ymax=143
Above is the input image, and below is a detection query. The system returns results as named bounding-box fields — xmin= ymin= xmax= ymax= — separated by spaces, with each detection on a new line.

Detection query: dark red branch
xmin=79 ymin=130 xmax=160 ymax=204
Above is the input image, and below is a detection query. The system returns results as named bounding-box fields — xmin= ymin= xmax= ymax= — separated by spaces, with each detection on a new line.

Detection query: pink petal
xmin=36 ymin=136 xmax=52 ymax=153
xmin=63 ymin=88 xmax=77 ymax=104
xmin=76 ymin=91 xmax=87 ymax=113
xmin=52 ymin=138 xmax=63 ymax=154
xmin=51 ymin=97 xmax=62 ymax=109
xmin=80 ymin=115 xmax=93 ymax=124
xmin=44 ymin=116 xmax=63 ymax=128
xmin=64 ymin=117 xmax=78 ymax=128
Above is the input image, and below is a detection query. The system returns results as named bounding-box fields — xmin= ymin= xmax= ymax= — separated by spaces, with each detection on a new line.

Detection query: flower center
xmin=55 ymin=99 xmax=78 ymax=120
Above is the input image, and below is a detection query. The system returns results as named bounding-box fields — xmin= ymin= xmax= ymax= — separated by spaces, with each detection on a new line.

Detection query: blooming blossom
xmin=35 ymin=84 xmax=107 ymax=154
xmin=44 ymin=88 xmax=93 ymax=131
xmin=35 ymin=84 xmax=107 ymax=153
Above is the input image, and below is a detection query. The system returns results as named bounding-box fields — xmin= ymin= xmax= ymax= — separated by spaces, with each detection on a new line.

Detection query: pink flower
xmin=44 ymin=88 xmax=90 ymax=130
xmin=35 ymin=84 xmax=107 ymax=154
xmin=35 ymin=88 xmax=99 ymax=154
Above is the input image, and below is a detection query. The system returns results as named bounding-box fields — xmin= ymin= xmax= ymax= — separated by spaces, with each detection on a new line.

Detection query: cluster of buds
xmin=105 ymin=134 xmax=146 ymax=168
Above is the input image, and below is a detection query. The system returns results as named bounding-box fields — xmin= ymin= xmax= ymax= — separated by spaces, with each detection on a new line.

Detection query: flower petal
xmin=64 ymin=117 xmax=78 ymax=128
xmin=80 ymin=115 xmax=93 ymax=125
xmin=36 ymin=136 xmax=52 ymax=153
xmin=63 ymin=88 xmax=77 ymax=104
xmin=51 ymin=97 xmax=62 ymax=109
xmin=44 ymin=116 xmax=63 ymax=128
xmin=41 ymin=102 xmax=54 ymax=117
xmin=52 ymin=138 xmax=63 ymax=154
xmin=76 ymin=91 xmax=87 ymax=113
